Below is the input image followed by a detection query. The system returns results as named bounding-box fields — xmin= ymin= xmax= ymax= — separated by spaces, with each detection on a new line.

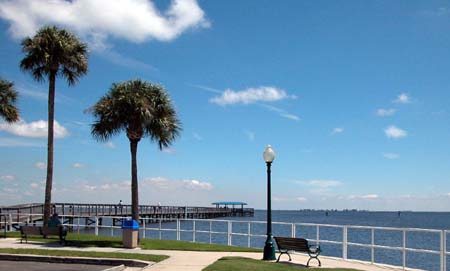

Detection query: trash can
xmin=122 ymin=218 xmax=139 ymax=248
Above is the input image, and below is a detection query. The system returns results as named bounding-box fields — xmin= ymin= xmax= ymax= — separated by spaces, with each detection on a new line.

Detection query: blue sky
xmin=1 ymin=0 xmax=450 ymax=211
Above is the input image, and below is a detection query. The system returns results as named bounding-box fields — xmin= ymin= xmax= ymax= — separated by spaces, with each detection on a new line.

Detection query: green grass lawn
xmin=203 ymin=257 xmax=361 ymax=271
xmin=0 ymin=248 xmax=168 ymax=262
xmin=5 ymin=232 xmax=260 ymax=252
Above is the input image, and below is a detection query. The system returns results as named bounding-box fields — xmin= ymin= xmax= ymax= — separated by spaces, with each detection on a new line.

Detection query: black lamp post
xmin=263 ymin=145 xmax=276 ymax=260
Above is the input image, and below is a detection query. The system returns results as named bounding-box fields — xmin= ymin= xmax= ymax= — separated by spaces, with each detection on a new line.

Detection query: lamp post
xmin=263 ymin=145 xmax=276 ymax=260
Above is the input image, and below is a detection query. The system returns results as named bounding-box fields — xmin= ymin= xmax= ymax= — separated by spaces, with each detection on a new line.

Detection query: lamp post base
xmin=262 ymin=235 xmax=276 ymax=261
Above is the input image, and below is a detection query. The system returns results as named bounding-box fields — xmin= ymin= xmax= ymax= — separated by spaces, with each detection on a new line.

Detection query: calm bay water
xmin=85 ymin=210 xmax=450 ymax=271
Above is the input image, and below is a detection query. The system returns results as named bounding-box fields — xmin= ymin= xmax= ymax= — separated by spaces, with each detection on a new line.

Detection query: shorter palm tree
xmin=90 ymin=79 xmax=181 ymax=221
xmin=0 ymin=78 xmax=19 ymax=123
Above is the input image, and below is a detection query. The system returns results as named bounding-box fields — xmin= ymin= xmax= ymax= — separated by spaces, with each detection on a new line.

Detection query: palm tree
xmin=90 ymin=79 xmax=181 ymax=221
xmin=20 ymin=26 xmax=88 ymax=226
xmin=0 ymin=78 xmax=19 ymax=123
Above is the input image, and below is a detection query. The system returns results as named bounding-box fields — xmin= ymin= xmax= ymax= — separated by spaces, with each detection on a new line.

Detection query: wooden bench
xmin=20 ymin=225 xmax=67 ymax=245
xmin=274 ymin=236 xmax=321 ymax=267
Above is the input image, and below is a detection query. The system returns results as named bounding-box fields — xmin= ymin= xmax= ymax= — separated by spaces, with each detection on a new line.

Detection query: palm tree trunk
xmin=130 ymin=139 xmax=139 ymax=221
xmin=43 ymin=72 xmax=56 ymax=226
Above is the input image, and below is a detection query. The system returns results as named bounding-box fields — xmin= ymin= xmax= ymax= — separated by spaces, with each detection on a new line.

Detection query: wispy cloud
xmin=393 ymin=93 xmax=411 ymax=104
xmin=72 ymin=163 xmax=85 ymax=168
xmin=0 ymin=137 xmax=44 ymax=147
xmin=161 ymin=148 xmax=176 ymax=154
xmin=192 ymin=132 xmax=203 ymax=141
xmin=332 ymin=127 xmax=344 ymax=134
xmin=188 ymin=84 xmax=222 ymax=94
xmin=348 ymin=194 xmax=379 ymax=200
xmin=297 ymin=180 xmax=342 ymax=188
xmin=0 ymin=175 xmax=15 ymax=182
xmin=35 ymin=162 xmax=46 ymax=170
xmin=0 ymin=119 xmax=69 ymax=138
xmin=97 ymin=49 xmax=157 ymax=71
xmin=384 ymin=125 xmax=407 ymax=139
xmin=210 ymin=86 xmax=296 ymax=106
xmin=103 ymin=141 xmax=116 ymax=149
xmin=376 ymin=108 xmax=396 ymax=117
xmin=260 ymin=104 xmax=300 ymax=122
xmin=244 ymin=130 xmax=255 ymax=141
xmin=0 ymin=0 xmax=209 ymax=45
xmin=383 ymin=153 xmax=400 ymax=159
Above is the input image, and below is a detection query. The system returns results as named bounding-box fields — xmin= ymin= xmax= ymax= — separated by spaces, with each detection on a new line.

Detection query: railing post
xmin=94 ymin=216 xmax=99 ymax=236
xmin=8 ymin=214 xmax=12 ymax=231
xmin=441 ymin=230 xmax=446 ymax=271
xmin=142 ymin=219 xmax=146 ymax=239
xmin=371 ymin=228 xmax=375 ymax=264
xmin=291 ymin=223 xmax=295 ymax=238
xmin=227 ymin=221 xmax=232 ymax=246
xmin=209 ymin=220 xmax=212 ymax=244
xmin=176 ymin=219 xmax=180 ymax=241
xmin=193 ymin=220 xmax=196 ymax=242
xmin=343 ymin=226 xmax=348 ymax=260
xmin=316 ymin=225 xmax=320 ymax=245
xmin=248 ymin=222 xmax=251 ymax=247
xmin=402 ymin=229 xmax=406 ymax=270
xmin=159 ymin=220 xmax=162 ymax=240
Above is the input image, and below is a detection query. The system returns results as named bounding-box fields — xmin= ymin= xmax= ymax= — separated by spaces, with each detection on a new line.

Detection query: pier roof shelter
xmin=212 ymin=202 xmax=247 ymax=209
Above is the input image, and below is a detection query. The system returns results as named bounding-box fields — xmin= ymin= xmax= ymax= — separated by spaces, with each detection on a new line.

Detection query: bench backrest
xmin=275 ymin=237 xmax=310 ymax=252
xmin=20 ymin=226 xmax=42 ymax=235
xmin=41 ymin=226 xmax=61 ymax=236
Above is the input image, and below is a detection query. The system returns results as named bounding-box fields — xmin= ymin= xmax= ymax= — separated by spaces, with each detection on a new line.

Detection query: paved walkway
xmin=0 ymin=238 xmax=407 ymax=271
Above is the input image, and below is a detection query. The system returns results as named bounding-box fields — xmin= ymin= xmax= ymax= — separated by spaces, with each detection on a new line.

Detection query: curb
xmin=0 ymin=253 xmax=150 ymax=268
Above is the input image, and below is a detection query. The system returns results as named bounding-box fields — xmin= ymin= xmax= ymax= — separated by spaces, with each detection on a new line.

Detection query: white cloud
xmin=0 ymin=175 xmax=15 ymax=181
xmin=144 ymin=176 xmax=213 ymax=191
xmin=210 ymin=86 xmax=296 ymax=106
xmin=332 ymin=127 xmax=344 ymax=134
xmin=296 ymin=197 xmax=307 ymax=202
xmin=383 ymin=153 xmax=400 ymax=159
xmin=30 ymin=182 xmax=40 ymax=188
xmin=348 ymin=194 xmax=379 ymax=200
xmin=72 ymin=163 xmax=85 ymax=168
xmin=394 ymin=93 xmax=411 ymax=104
xmin=298 ymin=180 xmax=342 ymax=188
xmin=0 ymin=0 xmax=209 ymax=46
xmin=376 ymin=108 xmax=396 ymax=117
xmin=384 ymin=125 xmax=407 ymax=139
xmin=0 ymin=120 xmax=69 ymax=138
xmin=35 ymin=162 xmax=46 ymax=170
xmin=183 ymin=179 xmax=213 ymax=190
xmin=103 ymin=141 xmax=116 ymax=149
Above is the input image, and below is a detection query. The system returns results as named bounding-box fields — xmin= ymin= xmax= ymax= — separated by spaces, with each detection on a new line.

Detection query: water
xmin=78 ymin=210 xmax=450 ymax=271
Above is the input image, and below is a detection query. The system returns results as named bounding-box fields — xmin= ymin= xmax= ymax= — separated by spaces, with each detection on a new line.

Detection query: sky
xmin=1 ymin=0 xmax=450 ymax=211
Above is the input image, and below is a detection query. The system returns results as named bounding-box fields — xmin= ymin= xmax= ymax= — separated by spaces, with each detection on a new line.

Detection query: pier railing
xmin=1 ymin=214 xmax=447 ymax=271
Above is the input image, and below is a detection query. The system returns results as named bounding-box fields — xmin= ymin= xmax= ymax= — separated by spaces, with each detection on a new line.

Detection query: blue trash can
xmin=122 ymin=218 xmax=139 ymax=248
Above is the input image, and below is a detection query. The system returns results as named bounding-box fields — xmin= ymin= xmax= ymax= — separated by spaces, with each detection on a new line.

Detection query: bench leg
xmin=307 ymin=256 xmax=321 ymax=267
xmin=276 ymin=251 xmax=291 ymax=262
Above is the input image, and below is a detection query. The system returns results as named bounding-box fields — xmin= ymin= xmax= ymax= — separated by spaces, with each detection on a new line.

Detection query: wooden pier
xmin=0 ymin=202 xmax=254 ymax=229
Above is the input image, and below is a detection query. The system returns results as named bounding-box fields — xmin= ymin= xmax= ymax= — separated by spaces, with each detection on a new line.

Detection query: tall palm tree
xmin=90 ymin=79 xmax=181 ymax=221
xmin=0 ymin=78 xmax=19 ymax=123
xmin=20 ymin=26 xmax=88 ymax=226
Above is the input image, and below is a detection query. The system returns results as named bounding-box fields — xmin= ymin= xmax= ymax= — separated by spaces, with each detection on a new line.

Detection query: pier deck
xmin=0 ymin=203 xmax=254 ymax=229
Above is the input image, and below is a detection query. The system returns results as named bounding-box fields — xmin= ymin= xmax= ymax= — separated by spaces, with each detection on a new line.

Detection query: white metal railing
xmin=1 ymin=213 xmax=448 ymax=271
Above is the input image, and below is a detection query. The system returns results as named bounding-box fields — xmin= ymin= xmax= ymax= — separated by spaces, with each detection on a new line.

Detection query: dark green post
xmin=263 ymin=161 xmax=276 ymax=260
